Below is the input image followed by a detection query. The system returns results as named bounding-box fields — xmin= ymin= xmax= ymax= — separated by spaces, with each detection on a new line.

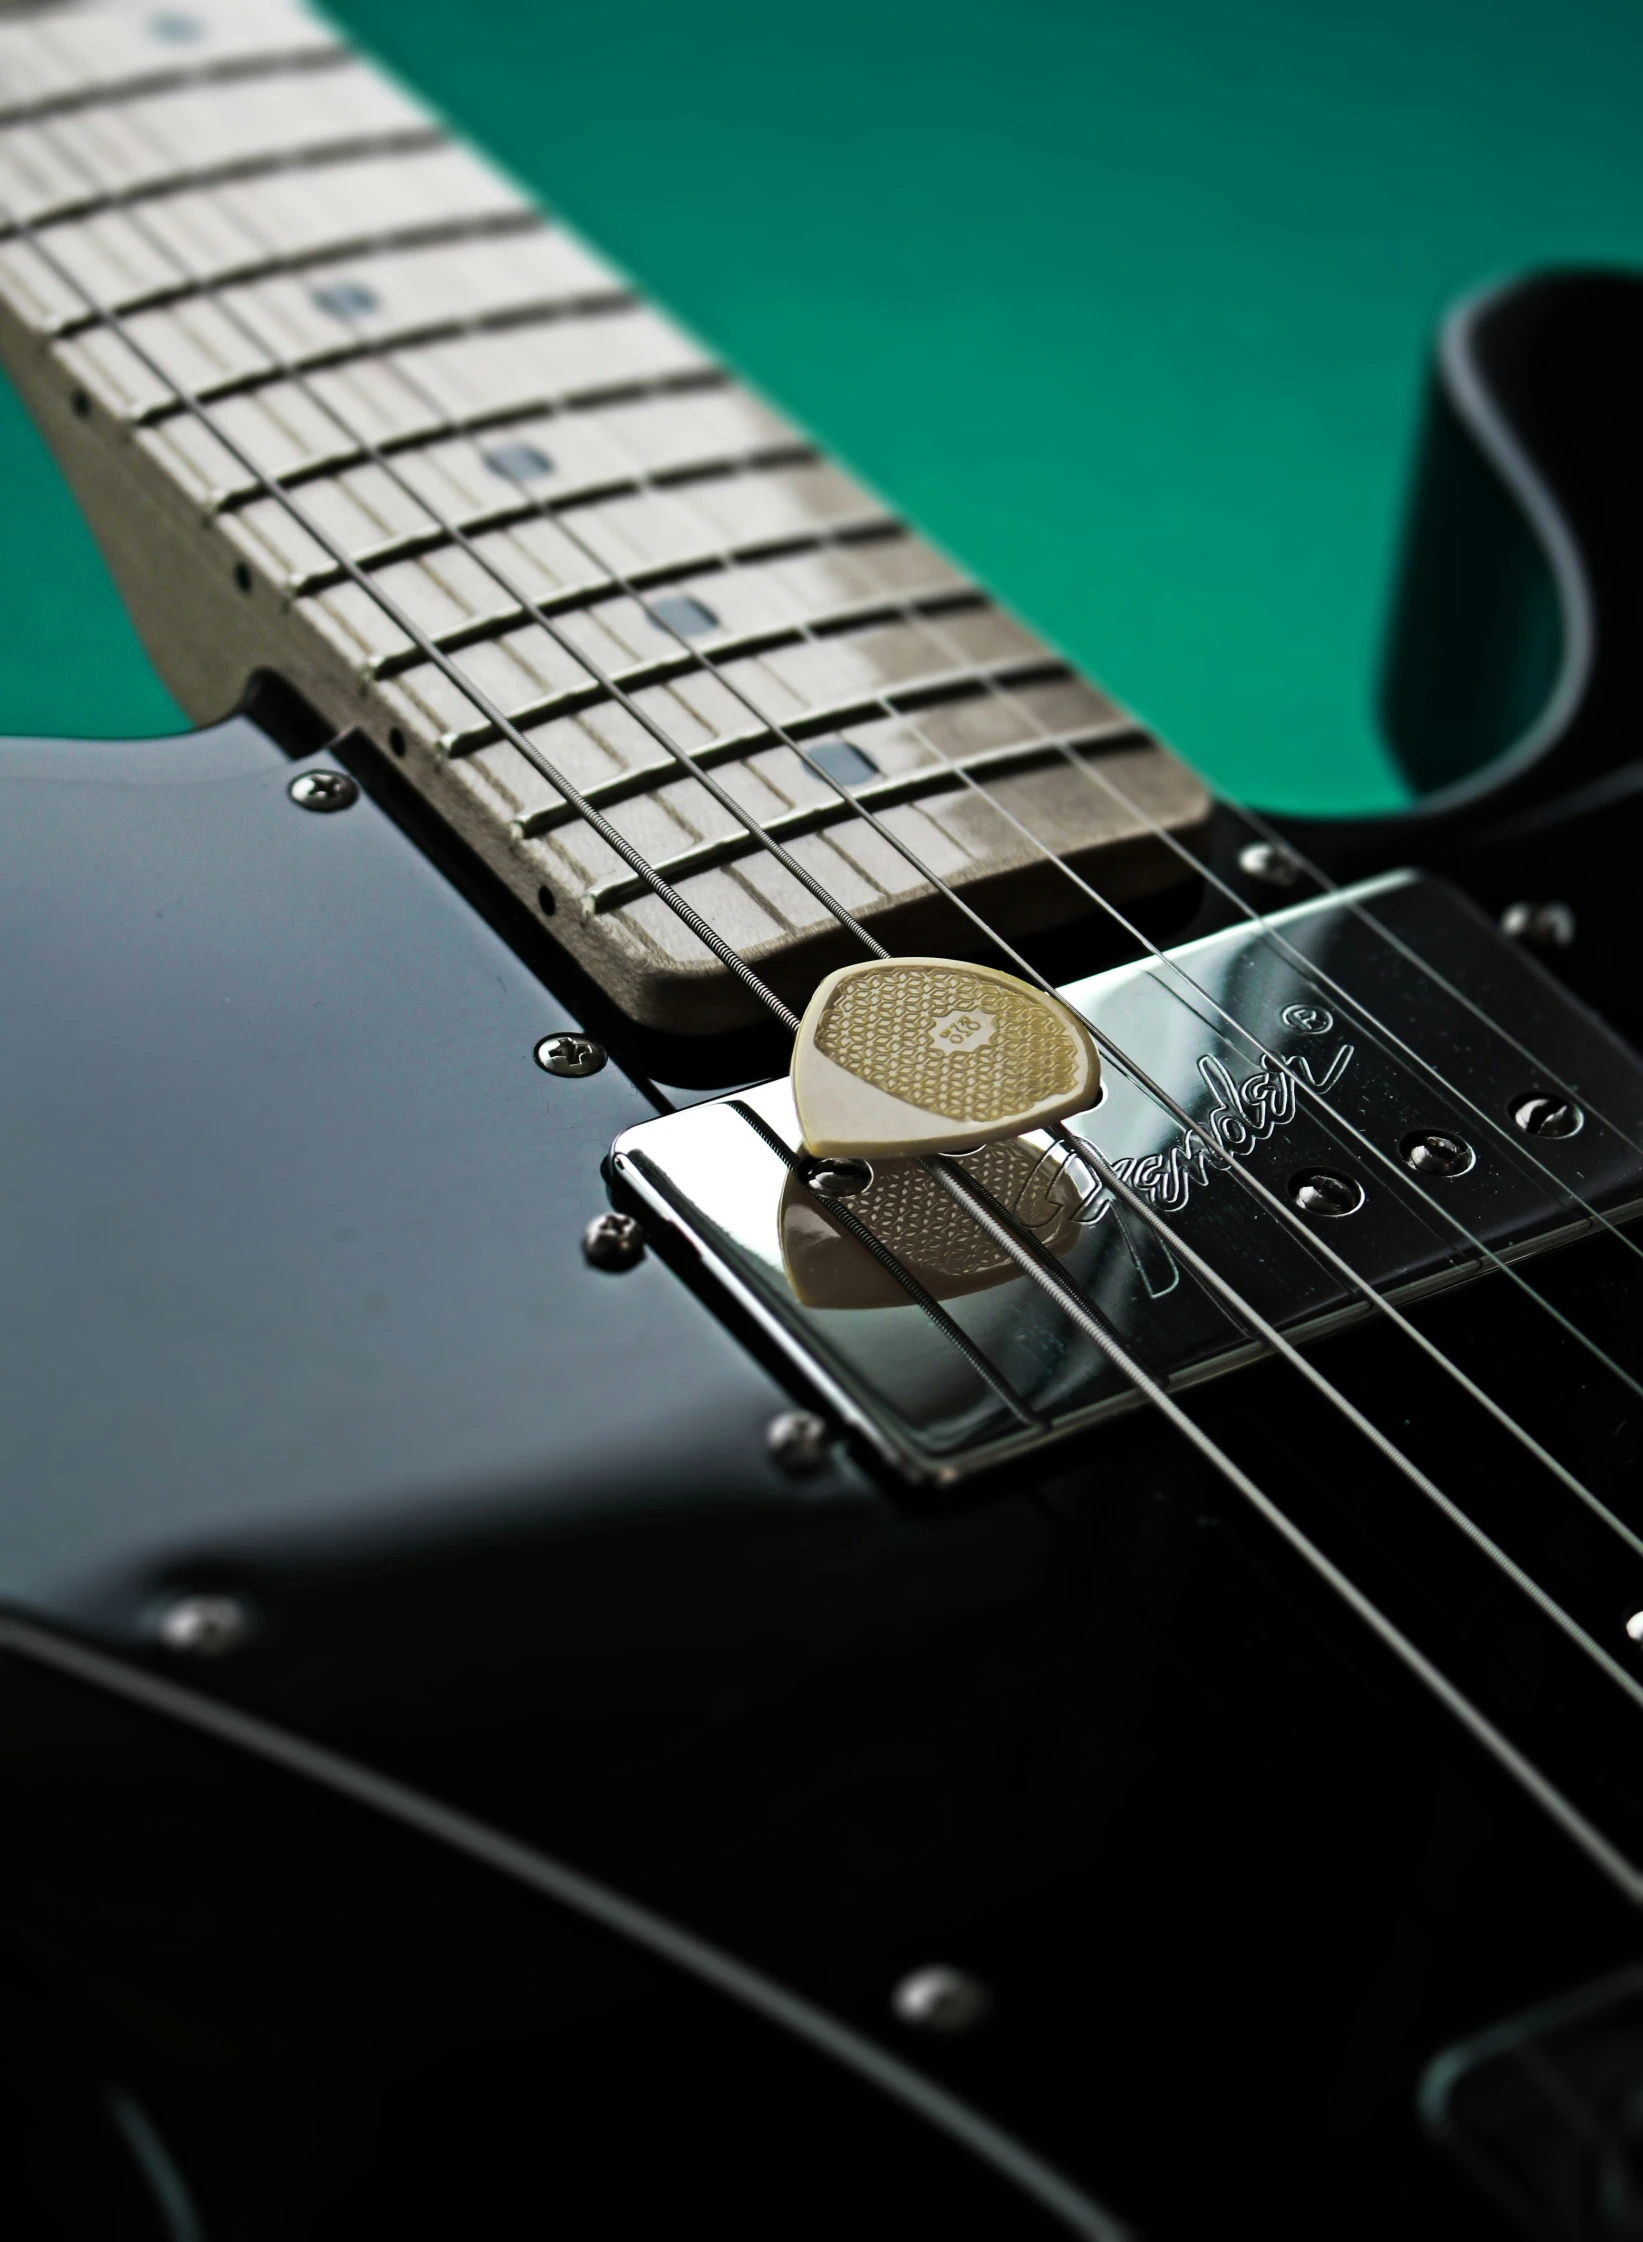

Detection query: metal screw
xmin=766 ymin=1410 xmax=833 ymax=1474
xmin=154 ymin=1593 xmax=252 ymax=1658
xmin=582 ymin=1211 xmax=645 ymax=1270
xmin=891 ymin=1966 xmax=993 ymax=2037
xmin=1627 ymin=1612 xmax=1643 ymax=1644
xmin=535 ymin=1032 xmax=607 ymax=1078
xmin=1238 ymin=840 xmax=1303 ymax=890
xmin=1501 ymin=900 xmax=1576 ymax=952
xmin=800 ymin=1156 xmax=873 ymax=1200
xmin=1512 ymin=1094 xmax=1584 ymax=1140
xmin=1289 ymin=1168 xmax=1365 ymax=1217
xmin=1401 ymin=1129 xmax=1476 ymax=1179
xmin=288 ymin=768 xmax=358 ymax=813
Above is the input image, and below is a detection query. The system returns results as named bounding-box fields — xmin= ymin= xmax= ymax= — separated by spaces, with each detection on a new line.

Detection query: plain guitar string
xmin=36 ymin=119 xmax=1643 ymax=1483
xmin=17 ymin=182 xmax=1643 ymax=1724
xmin=37 ymin=129 xmax=1643 ymax=1365
xmin=15 ymin=83 xmax=1639 ymax=1298
xmin=17 ymin=105 xmax=1643 ymax=1575
xmin=28 ymin=116 xmax=1643 ymax=1396
xmin=8 ymin=48 xmax=1643 ymax=1887
xmin=14 ymin=112 xmax=1643 ymax=1580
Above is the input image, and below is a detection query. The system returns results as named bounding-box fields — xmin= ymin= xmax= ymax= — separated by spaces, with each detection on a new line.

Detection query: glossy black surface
xmin=6 ymin=274 xmax=1643 ymax=2240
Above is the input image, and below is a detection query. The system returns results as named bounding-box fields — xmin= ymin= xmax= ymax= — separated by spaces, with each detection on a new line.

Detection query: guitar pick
xmin=791 ymin=957 xmax=1101 ymax=1160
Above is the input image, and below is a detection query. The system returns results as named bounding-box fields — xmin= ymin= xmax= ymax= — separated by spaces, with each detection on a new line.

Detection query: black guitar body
xmin=4 ymin=273 xmax=1643 ymax=2242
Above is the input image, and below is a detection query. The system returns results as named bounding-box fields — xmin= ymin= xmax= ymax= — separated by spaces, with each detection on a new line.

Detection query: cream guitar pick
xmin=791 ymin=958 xmax=1101 ymax=1160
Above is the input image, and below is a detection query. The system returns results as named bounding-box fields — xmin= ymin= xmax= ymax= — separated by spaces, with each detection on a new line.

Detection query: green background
xmin=3 ymin=0 xmax=1640 ymax=808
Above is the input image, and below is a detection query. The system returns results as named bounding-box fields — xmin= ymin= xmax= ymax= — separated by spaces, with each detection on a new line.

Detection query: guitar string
xmin=19 ymin=108 xmax=1643 ymax=1592
xmin=31 ymin=171 xmax=1643 ymax=1697
xmin=10 ymin=22 xmax=1643 ymax=1864
xmin=18 ymin=71 xmax=1640 ymax=1283
xmin=43 ymin=117 xmax=1643 ymax=1457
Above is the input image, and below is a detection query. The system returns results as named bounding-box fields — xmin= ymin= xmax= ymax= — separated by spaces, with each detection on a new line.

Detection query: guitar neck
xmin=0 ymin=0 xmax=1209 ymax=1031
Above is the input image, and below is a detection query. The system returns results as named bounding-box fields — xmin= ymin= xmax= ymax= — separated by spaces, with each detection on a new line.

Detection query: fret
xmin=440 ymin=608 xmax=1053 ymax=835
xmin=50 ymin=227 xmax=630 ymax=409
xmin=145 ymin=373 xmax=791 ymax=515
xmin=0 ymin=146 xmax=530 ymax=326
xmin=0 ymin=58 xmax=428 ymax=227
xmin=0 ymin=0 xmax=334 ymax=123
xmin=360 ymin=535 xmax=968 ymax=755
xmin=293 ymin=461 xmax=892 ymax=679
xmin=472 ymin=675 xmax=1124 ymax=837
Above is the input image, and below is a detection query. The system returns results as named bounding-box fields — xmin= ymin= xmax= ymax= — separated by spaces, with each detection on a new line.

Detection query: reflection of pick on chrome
xmin=791 ymin=957 xmax=1101 ymax=1160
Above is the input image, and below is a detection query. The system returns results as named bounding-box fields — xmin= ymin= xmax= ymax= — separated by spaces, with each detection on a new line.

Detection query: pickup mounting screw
xmin=582 ymin=1211 xmax=645 ymax=1270
xmin=1289 ymin=1168 xmax=1365 ymax=1217
xmin=288 ymin=769 xmax=358 ymax=813
xmin=1401 ymin=1129 xmax=1475 ymax=1178
xmin=1238 ymin=840 xmax=1303 ymax=890
xmin=154 ymin=1593 xmax=252 ymax=1658
xmin=1512 ymin=1094 xmax=1584 ymax=1139
xmin=535 ymin=1032 xmax=606 ymax=1078
xmin=766 ymin=1409 xmax=832 ymax=1474
xmin=1501 ymin=900 xmax=1576 ymax=952
xmin=892 ymin=1966 xmax=993 ymax=2036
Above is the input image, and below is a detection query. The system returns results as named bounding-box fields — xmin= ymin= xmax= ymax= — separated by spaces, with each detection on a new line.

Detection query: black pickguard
xmin=4 ymin=275 xmax=1643 ymax=2241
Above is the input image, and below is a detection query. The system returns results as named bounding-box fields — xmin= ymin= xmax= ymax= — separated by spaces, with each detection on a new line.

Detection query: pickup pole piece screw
xmin=1513 ymin=1094 xmax=1584 ymax=1140
xmin=288 ymin=769 xmax=358 ymax=813
xmin=155 ymin=1593 xmax=251 ymax=1658
xmin=766 ymin=1410 xmax=833 ymax=1474
xmin=582 ymin=1211 xmax=645 ymax=1270
xmin=801 ymin=1157 xmax=872 ymax=1200
xmin=1501 ymin=900 xmax=1576 ymax=952
xmin=891 ymin=1966 xmax=993 ymax=2036
xmin=1289 ymin=1168 xmax=1365 ymax=1217
xmin=1402 ymin=1129 xmax=1476 ymax=1178
xmin=1237 ymin=840 xmax=1303 ymax=891
xmin=535 ymin=1032 xmax=606 ymax=1078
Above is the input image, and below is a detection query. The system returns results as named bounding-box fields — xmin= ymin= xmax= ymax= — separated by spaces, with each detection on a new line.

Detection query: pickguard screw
xmin=1513 ymin=1094 xmax=1584 ymax=1139
xmin=536 ymin=1032 xmax=606 ymax=1078
xmin=1401 ymin=1129 xmax=1475 ymax=1178
xmin=288 ymin=768 xmax=358 ymax=813
xmin=767 ymin=1410 xmax=832 ymax=1474
xmin=800 ymin=1156 xmax=872 ymax=1200
xmin=1238 ymin=840 xmax=1303 ymax=890
xmin=154 ymin=1593 xmax=252 ymax=1658
xmin=1289 ymin=1168 xmax=1365 ymax=1217
xmin=582 ymin=1211 xmax=645 ymax=1270
xmin=891 ymin=1966 xmax=993 ymax=2036
xmin=1501 ymin=900 xmax=1576 ymax=952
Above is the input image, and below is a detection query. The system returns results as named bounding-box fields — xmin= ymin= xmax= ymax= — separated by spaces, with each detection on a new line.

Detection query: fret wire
xmin=0 ymin=131 xmax=446 ymax=240
xmin=533 ymin=723 xmax=1145 ymax=846
xmin=0 ymin=23 xmax=346 ymax=130
xmin=15 ymin=30 xmax=1643 ymax=1871
xmin=44 ymin=92 xmax=1643 ymax=1493
xmin=56 ymin=274 xmax=631 ymax=353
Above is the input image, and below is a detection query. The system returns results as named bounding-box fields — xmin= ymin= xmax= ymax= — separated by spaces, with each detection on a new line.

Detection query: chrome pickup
xmin=612 ymin=875 xmax=1643 ymax=1485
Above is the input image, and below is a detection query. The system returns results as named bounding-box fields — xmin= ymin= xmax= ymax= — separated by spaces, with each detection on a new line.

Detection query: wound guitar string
xmin=9 ymin=33 xmax=1641 ymax=1641
xmin=6 ymin=7 xmax=1643 ymax=1886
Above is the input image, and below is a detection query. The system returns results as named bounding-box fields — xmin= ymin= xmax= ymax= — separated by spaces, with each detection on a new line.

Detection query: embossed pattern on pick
xmin=792 ymin=956 xmax=1101 ymax=1159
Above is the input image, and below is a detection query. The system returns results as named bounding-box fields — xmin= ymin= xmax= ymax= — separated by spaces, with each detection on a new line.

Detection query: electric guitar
xmin=2 ymin=6 xmax=1641 ymax=2237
